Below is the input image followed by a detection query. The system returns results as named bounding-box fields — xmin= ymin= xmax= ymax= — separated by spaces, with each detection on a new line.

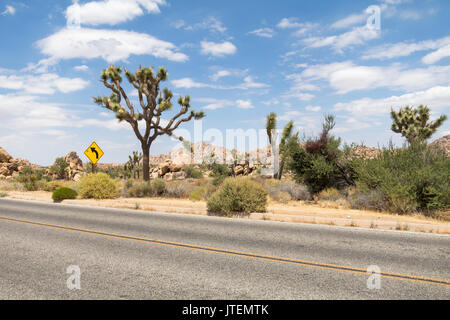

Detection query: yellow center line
xmin=1 ymin=215 xmax=449 ymax=288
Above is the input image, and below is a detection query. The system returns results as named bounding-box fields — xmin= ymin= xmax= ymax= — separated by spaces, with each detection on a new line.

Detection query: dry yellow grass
xmin=4 ymin=191 xmax=450 ymax=234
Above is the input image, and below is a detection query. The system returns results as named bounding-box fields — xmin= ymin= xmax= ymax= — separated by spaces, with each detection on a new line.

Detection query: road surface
xmin=0 ymin=198 xmax=448 ymax=299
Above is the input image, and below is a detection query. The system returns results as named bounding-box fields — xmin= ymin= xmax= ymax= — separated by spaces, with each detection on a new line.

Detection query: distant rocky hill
xmin=430 ymin=134 xmax=450 ymax=155
xmin=0 ymin=147 xmax=40 ymax=179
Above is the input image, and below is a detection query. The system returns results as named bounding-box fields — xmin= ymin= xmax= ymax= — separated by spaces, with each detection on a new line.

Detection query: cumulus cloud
xmin=236 ymin=99 xmax=255 ymax=109
xmin=288 ymin=62 xmax=450 ymax=94
xmin=36 ymin=27 xmax=188 ymax=63
xmin=171 ymin=75 xmax=268 ymax=90
xmin=334 ymin=86 xmax=450 ymax=115
xmin=172 ymin=17 xmax=227 ymax=34
xmin=0 ymin=72 xmax=89 ymax=95
xmin=200 ymin=41 xmax=237 ymax=57
xmin=197 ymin=98 xmax=234 ymax=110
xmin=422 ymin=44 xmax=450 ymax=65
xmin=66 ymin=0 xmax=165 ymax=26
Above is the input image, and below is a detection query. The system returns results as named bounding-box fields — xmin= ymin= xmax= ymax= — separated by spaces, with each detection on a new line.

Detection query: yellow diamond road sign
xmin=84 ymin=142 xmax=104 ymax=165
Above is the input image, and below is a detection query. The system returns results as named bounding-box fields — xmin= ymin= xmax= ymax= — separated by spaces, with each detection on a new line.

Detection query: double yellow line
xmin=1 ymin=215 xmax=449 ymax=288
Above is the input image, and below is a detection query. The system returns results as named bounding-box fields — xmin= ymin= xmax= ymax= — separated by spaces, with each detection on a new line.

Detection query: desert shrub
xmin=317 ymin=188 xmax=342 ymax=202
xmin=348 ymin=189 xmax=387 ymax=212
xmin=209 ymin=163 xmax=231 ymax=185
xmin=184 ymin=165 xmax=203 ymax=179
xmin=52 ymin=187 xmax=77 ymax=203
xmin=0 ymin=191 xmax=7 ymax=198
xmin=123 ymin=179 xmax=167 ymax=198
xmin=49 ymin=158 xmax=69 ymax=180
xmin=265 ymin=179 xmax=311 ymax=201
xmin=78 ymin=173 xmax=119 ymax=199
xmin=189 ymin=184 xmax=217 ymax=201
xmin=17 ymin=167 xmax=39 ymax=191
xmin=271 ymin=191 xmax=292 ymax=204
xmin=354 ymin=143 xmax=449 ymax=214
xmin=207 ymin=177 xmax=268 ymax=216
xmin=43 ymin=180 xmax=65 ymax=192
xmin=165 ymin=181 xmax=195 ymax=199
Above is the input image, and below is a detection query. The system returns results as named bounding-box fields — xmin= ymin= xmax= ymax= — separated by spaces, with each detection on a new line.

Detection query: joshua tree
xmin=128 ymin=151 xmax=143 ymax=179
xmin=391 ymin=105 xmax=447 ymax=144
xmin=94 ymin=65 xmax=205 ymax=181
xmin=265 ymin=112 xmax=296 ymax=179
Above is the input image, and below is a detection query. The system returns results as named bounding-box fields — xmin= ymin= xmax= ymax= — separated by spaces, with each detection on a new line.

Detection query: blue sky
xmin=0 ymin=0 xmax=449 ymax=165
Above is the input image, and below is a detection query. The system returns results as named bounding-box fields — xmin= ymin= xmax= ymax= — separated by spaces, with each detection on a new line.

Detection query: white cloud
xmin=277 ymin=18 xmax=303 ymax=29
xmin=305 ymin=105 xmax=321 ymax=112
xmin=171 ymin=75 xmax=269 ymax=90
xmin=173 ymin=17 xmax=227 ymax=34
xmin=66 ymin=0 xmax=165 ymax=26
xmin=200 ymin=41 xmax=237 ymax=57
xmin=422 ymin=44 xmax=450 ymax=65
xmin=197 ymin=98 xmax=234 ymax=110
xmin=304 ymin=26 xmax=380 ymax=52
xmin=0 ymin=72 xmax=89 ymax=95
xmin=1 ymin=5 xmax=15 ymax=16
xmin=236 ymin=99 xmax=255 ymax=109
xmin=289 ymin=62 xmax=450 ymax=94
xmin=36 ymin=27 xmax=188 ymax=63
xmin=331 ymin=12 xmax=367 ymax=29
xmin=362 ymin=36 xmax=450 ymax=61
xmin=248 ymin=28 xmax=276 ymax=38
xmin=171 ymin=78 xmax=212 ymax=89
xmin=334 ymin=86 xmax=450 ymax=115
xmin=210 ymin=70 xmax=232 ymax=81
xmin=74 ymin=65 xmax=89 ymax=71
xmin=399 ymin=10 xmax=421 ymax=20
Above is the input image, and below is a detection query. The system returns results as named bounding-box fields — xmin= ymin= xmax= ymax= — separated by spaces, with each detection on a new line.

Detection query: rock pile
xmin=233 ymin=163 xmax=257 ymax=176
xmin=47 ymin=152 xmax=85 ymax=181
xmin=0 ymin=147 xmax=34 ymax=180
xmin=150 ymin=159 xmax=187 ymax=181
xmin=430 ymin=135 xmax=450 ymax=156
xmin=349 ymin=145 xmax=381 ymax=160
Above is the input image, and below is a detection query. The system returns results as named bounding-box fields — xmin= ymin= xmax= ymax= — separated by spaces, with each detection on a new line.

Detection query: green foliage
xmin=52 ymin=187 xmax=78 ymax=203
xmin=207 ymin=178 xmax=268 ymax=216
xmin=209 ymin=163 xmax=231 ymax=185
xmin=17 ymin=166 xmax=40 ymax=191
xmin=391 ymin=105 xmax=447 ymax=144
xmin=287 ymin=115 xmax=353 ymax=194
xmin=49 ymin=157 xmax=68 ymax=180
xmin=353 ymin=143 xmax=449 ymax=214
xmin=78 ymin=173 xmax=119 ymax=199
xmin=184 ymin=165 xmax=203 ymax=179
xmin=266 ymin=112 xmax=277 ymax=145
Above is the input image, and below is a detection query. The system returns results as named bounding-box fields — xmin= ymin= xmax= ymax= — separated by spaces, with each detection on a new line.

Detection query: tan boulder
xmin=234 ymin=165 xmax=244 ymax=176
xmin=163 ymin=172 xmax=174 ymax=181
xmin=0 ymin=165 xmax=10 ymax=176
xmin=0 ymin=147 xmax=12 ymax=163
xmin=173 ymin=171 xmax=187 ymax=180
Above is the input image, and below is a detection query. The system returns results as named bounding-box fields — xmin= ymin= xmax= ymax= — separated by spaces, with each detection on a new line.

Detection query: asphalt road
xmin=0 ymin=198 xmax=449 ymax=299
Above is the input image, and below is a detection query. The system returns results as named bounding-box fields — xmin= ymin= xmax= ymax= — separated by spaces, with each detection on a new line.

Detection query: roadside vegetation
xmin=0 ymin=105 xmax=448 ymax=221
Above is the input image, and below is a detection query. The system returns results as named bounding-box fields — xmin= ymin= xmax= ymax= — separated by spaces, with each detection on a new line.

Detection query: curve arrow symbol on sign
xmin=91 ymin=147 xmax=99 ymax=159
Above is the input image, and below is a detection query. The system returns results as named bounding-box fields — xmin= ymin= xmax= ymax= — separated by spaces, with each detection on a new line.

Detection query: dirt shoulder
xmin=3 ymin=191 xmax=449 ymax=234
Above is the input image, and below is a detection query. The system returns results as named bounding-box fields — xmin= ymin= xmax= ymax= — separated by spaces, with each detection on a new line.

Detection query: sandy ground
xmin=3 ymin=191 xmax=449 ymax=234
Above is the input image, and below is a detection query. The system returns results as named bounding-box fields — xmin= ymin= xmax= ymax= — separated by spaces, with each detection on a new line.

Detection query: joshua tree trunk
xmin=142 ymin=144 xmax=150 ymax=182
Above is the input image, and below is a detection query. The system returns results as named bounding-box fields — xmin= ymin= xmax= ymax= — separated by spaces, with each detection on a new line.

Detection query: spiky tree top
xmin=94 ymin=65 xmax=205 ymax=146
xmin=391 ymin=105 xmax=447 ymax=144
xmin=266 ymin=112 xmax=277 ymax=145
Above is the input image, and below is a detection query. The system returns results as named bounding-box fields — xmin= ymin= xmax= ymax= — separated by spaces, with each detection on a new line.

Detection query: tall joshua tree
xmin=94 ymin=65 xmax=205 ymax=181
xmin=265 ymin=112 xmax=295 ymax=179
xmin=391 ymin=105 xmax=447 ymax=144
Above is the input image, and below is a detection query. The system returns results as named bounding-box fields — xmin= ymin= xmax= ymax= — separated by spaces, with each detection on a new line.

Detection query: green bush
xmin=49 ymin=158 xmax=68 ymax=179
xmin=52 ymin=187 xmax=77 ymax=203
xmin=207 ymin=177 xmax=268 ymax=216
xmin=353 ymin=143 xmax=449 ymax=214
xmin=184 ymin=165 xmax=203 ymax=179
xmin=78 ymin=173 xmax=119 ymax=199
